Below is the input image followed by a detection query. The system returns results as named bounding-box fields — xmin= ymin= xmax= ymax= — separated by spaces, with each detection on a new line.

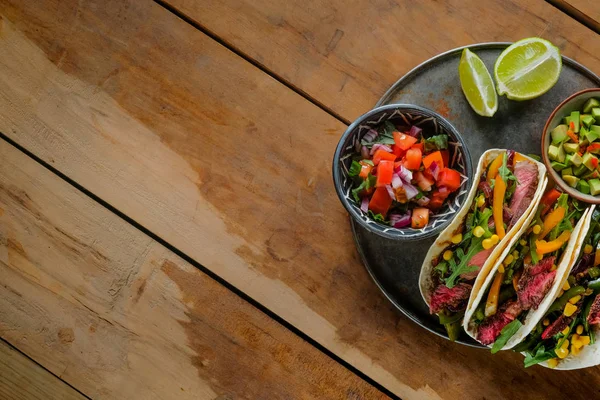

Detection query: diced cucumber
xmin=563 ymin=175 xmax=579 ymax=188
xmin=574 ymin=164 xmax=588 ymax=176
xmin=564 ymin=152 xmax=572 ymax=166
xmin=590 ymin=178 xmax=600 ymax=196
xmin=583 ymin=98 xmax=600 ymax=114
xmin=570 ymin=152 xmax=583 ymax=167
xmin=551 ymin=124 xmax=569 ymax=144
xmin=593 ymin=108 xmax=600 ymax=121
xmin=582 ymin=114 xmax=596 ymax=127
xmin=571 ymin=111 xmax=580 ymax=133
xmin=562 ymin=167 xmax=573 ymax=177
xmin=578 ymin=180 xmax=591 ymax=195
xmin=563 ymin=143 xmax=579 ymax=153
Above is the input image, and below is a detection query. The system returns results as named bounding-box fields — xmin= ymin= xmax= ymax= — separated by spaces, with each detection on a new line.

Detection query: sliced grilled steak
xmin=527 ymin=256 xmax=554 ymax=276
xmin=430 ymin=283 xmax=472 ymax=314
xmin=517 ymin=256 xmax=556 ymax=310
xmin=476 ymin=300 xmax=522 ymax=345
xmin=460 ymin=248 xmax=494 ymax=280
xmin=542 ymin=314 xmax=572 ymax=340
xmin=508 ymin=162 xmax=538 ymax=228
xmin=588 ymin=294 xmax=600 ymax=326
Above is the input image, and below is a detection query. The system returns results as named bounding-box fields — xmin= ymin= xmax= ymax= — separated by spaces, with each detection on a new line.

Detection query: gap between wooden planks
xmin=1 ymin=0 xmax=599 ymax=399
xmin=0 ymin=140 xmax=388 ymax=399
xmin=547 ymin=0 xmax=600 ymax=32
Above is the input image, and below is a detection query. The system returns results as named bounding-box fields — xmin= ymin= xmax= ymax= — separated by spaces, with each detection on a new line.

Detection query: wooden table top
xmin=1 ymin=1 xmax=599 ymax=399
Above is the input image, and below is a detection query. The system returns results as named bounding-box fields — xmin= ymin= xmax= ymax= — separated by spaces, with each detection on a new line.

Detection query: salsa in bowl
xmin=333 ymin=104 xmax=473 ymax=240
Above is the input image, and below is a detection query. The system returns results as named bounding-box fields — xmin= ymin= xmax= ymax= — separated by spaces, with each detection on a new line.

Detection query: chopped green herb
xmin=351 ymin=174 xmax=376 ymax=202
xmin=498 ymin=152 xmax=518 ymax=183
xmin=444 ymin=238 xmax=483 ymax=288
xmin=368 ymin=210 xmax=387 ymax=224
xmin=348 ymin=160 xmax=362 ymax=177
xmin=424 ymin=134 xmax=449 ymax=152
xmin=523 ymin=345 xmax=556 ymax=368
xmin=491 ymin=319 xmax=523 ymax=354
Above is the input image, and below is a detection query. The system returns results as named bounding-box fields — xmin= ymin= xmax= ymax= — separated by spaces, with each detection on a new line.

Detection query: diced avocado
xmin=581 ymin=126 xmax=590 ymax=141
xmin=583 ymin=170 xmax=600 ymax=180
xmin=592 ymin=108 xmax=600 ymax=121
xmin=557 ymin=143 xmax=566 ymax=163
xmin=563 ymin=175 xmax=579 ymax=188
xmin=574 ymin=164 xmax=588 ymax=177
xmin=563 ymin=116 xmax=571 ymax=125
xmin=562 ymin=167 xmax=573 ymax=177
xmin=583 ymin=98 xmax=600 ymax=114
xmin=577 ymin=180 xmax=591 ymax=195
xmin=571 ymin=111 xmax=580 ymax=133
xmin=583 ymin=152 xmax=598 ymax=170
xmin=588 ymin=126 xmax=600 ymax=143
xmin=548 ymin=144 xmax=560 ymax=160
xmin=570 ymin=152 xmax=583 ymax=167
xmin=551 ymin=161 xmax=567 ymax=171
xmin=551 ymin=124 xmax=569 ymax=144
xmin=590 ymin=179 xmax=600 ymax=196
xmin=563 ymin=143 xmax=579 ymax=154
xmin=582 ymin=114 xmax=596 ymax=127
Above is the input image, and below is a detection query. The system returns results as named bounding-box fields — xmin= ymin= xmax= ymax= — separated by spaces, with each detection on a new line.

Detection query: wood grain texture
xmin=167 ymin=0 xmax=600 ymax=122
xmin=0 ymin=340 xmax=86 ymax=400
xmin=1 ymin=0 xmax=599 ymax=399
xmin=0 ymin=140 xmax=387 ymax=399
xmin=562 ymin=0 xmax=600 ymax=24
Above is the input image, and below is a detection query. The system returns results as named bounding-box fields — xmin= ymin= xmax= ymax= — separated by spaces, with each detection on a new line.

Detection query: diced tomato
xmin=436 ymin=168 xmax=461 ymax=192
xmin=593 ymin=157 xmax=599 ymax=168
xmin=429 ymin=190 xmax=449 ymax=210
xmin=588 ymin=143 xmax=600 ymax=153
xmin=376 ymin=160 xmax=394 ymax=187
xmin=414 ymin=171 xmax=435 ymax=191
xmin=411 ymin=208 xmax=430 ymax=229
xmin=404 ymin=148 xmax=422 ymax=170
xmin=411 ymin=143 xmax=424 ymax=152
xmin=422 ymin=151 xmax=444 ymax=169
xmin=540 ymin=188 xmax=561 ymax=215
xmin=394 ymin=161 xmax=403 ymax=170
xmin=392 ymin=144 xmax=405 ymax=159
xmin=359 ymin=162 xmax=372 ymax=179
xmin=393 ymin=132 xmax=418 ymax=150
xmin=369 ymin=186 xmax=393 ymax=217
xmin=441 ymin=150 xmax=450 ymax=168
xmin=373 ymin=149 xmax=396 ymax=165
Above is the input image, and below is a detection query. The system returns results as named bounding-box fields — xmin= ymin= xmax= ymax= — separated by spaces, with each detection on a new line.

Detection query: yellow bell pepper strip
xmin=493 ymin=173 xmax=507 ymax=240
xmin=513 ymin=153 xmax=528 ymax=165
xmin=512 ymin=269 xmax=522 ymax=292
xmin=487 ymin=153 xmax=504 ymax=182
xmin=485 ymin=272 xmax=505 ymax=317
xmin=595 ymin=245 xmax=600 ymax=267
xmin=535 ymin=231 xmax=571 ymax=255
xmin=539 ymin=206 xmax=566 ymax=239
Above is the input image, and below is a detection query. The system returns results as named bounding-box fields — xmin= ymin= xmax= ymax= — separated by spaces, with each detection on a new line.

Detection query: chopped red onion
xmin=404 ymin=183 xmax=419 ymax=200
xmin=390 ymin=211 xmax=412 ymax=228
xmin=385 ymin=184 xmax=395 ymax=200
xmin=360 ymin=197 xmax=369 ymax=212
xmin=362 ymin=129 xmax=378 ymax=143
xmin=427 ymin=161 xmax=440 ymax=180
xmin=417 ymin=196 xmax=430 ymax=206
xmin=438 ymin=186 xmax=449 ymax=195
xmin=507 ymin=150 xmax=515 ymax=168
xmin=397 ymin=165 xmax=413 ymax=183
xmin=478 ymin=181 xmax=492 ymax=199
xmin=361 ymin=145 xmax=370 ymax=159
xmin=370 ymin=143 xmax=393 ymax=155
xmin=391 ymin=173 xmax=403 ymax=189
xmin=408 ymin=125 xmax=422 ymax=138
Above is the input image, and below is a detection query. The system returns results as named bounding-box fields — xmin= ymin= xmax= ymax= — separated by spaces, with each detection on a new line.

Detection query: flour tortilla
xmin=419 ymin=149 xmax=547 ymax=313
xmin=463 ymin=202 xmax=591 ymax=350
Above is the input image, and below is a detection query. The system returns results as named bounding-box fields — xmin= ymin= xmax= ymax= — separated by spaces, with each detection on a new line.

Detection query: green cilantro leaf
xmin=424 ymin=134 xmax=449 ymax=152
xmin=348 ymin=160 xmax=362 ymax=177
xmin=523 ymin=345 xmax=556 ymax=368
xmin=491 ymin=319 xmax=522 ymax=354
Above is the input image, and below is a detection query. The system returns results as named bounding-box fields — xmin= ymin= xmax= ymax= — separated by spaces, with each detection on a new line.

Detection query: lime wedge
xmin=494 ymin=38 xmax=562 ymax=101
xmin=459 ymin=48 xmax=498 ymax=117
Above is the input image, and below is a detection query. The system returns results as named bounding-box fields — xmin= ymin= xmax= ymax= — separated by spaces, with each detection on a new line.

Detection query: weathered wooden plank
xmin=165 ymin=0 xmax=600 ymax=122
xmin=0 ymin=139 xmax=387 ymax=399
xmin=0 ymin=340 xmax=86 ymax=400
xmin=559 ymin=0 xmax=600 ymax=26
xmin=1 ymin=1 xmax=599 ymax=399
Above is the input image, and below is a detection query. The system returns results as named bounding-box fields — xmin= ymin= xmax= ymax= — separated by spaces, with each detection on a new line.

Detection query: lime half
xmin=459 ymin=48 xmax=498 ymax=117
xmin=494 ymin=38 xmax=562 ymax=101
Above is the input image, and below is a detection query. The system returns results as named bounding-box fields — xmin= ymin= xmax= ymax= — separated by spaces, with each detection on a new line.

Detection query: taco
xmin=514 ymin=206 xmax=600 ymax=369
xmin=419 ymin=149 xmax=547 ymax=340
xmin=463 ymin=188 xmax=590 ymax=351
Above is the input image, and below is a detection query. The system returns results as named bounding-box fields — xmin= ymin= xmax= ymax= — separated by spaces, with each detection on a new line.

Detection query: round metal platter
xmin=352 ymin=42 xmax=600 ymax=346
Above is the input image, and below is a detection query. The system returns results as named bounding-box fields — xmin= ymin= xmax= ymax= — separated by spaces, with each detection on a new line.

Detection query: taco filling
xmin=514 ymin=208 xmax=600 ymax=368
xmin=429 ymin=150 xmax=539 ymax=340
xmin=468 ymin=189 xmax=582 ymax=351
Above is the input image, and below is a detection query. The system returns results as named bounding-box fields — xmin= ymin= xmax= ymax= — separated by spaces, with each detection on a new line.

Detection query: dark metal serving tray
xmin=352 ymin=42 xmax=600 ymax=346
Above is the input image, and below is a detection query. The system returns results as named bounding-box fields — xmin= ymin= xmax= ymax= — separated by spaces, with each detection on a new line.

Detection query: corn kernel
xmin=564 ymin=302 xmax=578 ymax=317
xmin=562 ymin=281 xmax=571 ymax=291
xmin=584 ymin=244 xmax=594 ymax=254
xmin=577 ymin=325 xmax=584 ymax=335
xmin=443 ymin=250 xmax=453 ymax=261
xmin=572 ymin=345 xmax=581 ymax=356
xmin=477 ymin=195 xmax=485 ymax=208
xmin=520 ymin=239 xmax=527 ymax=246
xmin=561 ymin=339 xmax=570 ymax=349
xmin=556 ymin=347 xmax=569 ymax=359
xmin=482 ymin=238 xmax=494 ymax=250
xmin=572 ymin=336 xmax=583 ymax=349
xmin=580 ymin=336 xmax=591 ymax=345
xmin=451 ymin=233 xmax=463 ymax=244
xmin=498 ymin=264 xmax=505 ymax=273
xmin=532 ymin=224 xmax=542 ymax=234
xmin=504 ymin=255 xmax=514 ymax=265
xmin=543 ymin=318 xmax=550 ymax=326
xmin=562 ymin=327 xmax=570 ymax=336
xmin=547 ymin=358 xmax=559 ymax=368
xmin=513 ymin=250 xmax=520 ymax=259
xmin=569 ymin=295 xmax=582 ymax=305
xmin=473 ymin=226 xmax=485 ymax=238
xmin=490 ymin=234 xmax=500 ymax=245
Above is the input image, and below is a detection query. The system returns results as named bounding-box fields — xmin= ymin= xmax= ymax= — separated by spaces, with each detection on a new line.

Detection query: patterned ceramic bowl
xmin=332 ymin=104 xmax=473 ymax=240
